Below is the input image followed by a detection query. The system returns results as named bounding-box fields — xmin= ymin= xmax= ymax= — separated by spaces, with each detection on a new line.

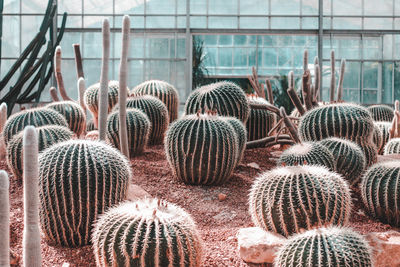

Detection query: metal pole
xmin=186 ymin=0 xmax=192 ymax=100
xmin=318 ymin=0 xmax=323 ymax=99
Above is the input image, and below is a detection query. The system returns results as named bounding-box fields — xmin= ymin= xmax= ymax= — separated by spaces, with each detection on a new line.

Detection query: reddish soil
xmin=5 ymin=145 xmax=397 ymax=266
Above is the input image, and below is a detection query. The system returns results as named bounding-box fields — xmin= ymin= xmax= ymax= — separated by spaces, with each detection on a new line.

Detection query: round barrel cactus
xmin=131 ymin=80 xmax=179 ymax=122
xmin=46 ymin=101 xmax=86 ymax=136
xmin=92 ymin=198 xmax=203 ymax=267
xmin=373 ymin=122 xmax=391 ymax=154
xmin=275 ymin=227 xmax=372 ymax=267
xmin=361 ymin=161 xmax=400 ymax=227
xmin=84 ymin=80 xmax=120 ymax=117
xmin=278 ymin=142 xmax=336 ymax=171
xmin=165 ymin=113 xmax=239 ymax=185
xmin=249 ymin=165 xmax=351 ymax=237
xmin=3 ymin=107 xmax=68 ymax=145
xmin=125 ymin=95 xmax=169 ymax=145
xmin=384 ymin=138 xmax=400 ymax=155
xmin=368 ymin=104 xmax=394 ymax=122
xmin=359 ymin=142 xmax=378 ymax=167
xmin=106 ymin=108 xmax=150 ymax=157
xmin=221 ymin=116 xmax=246 ymax=166
xmin=38 ymin=140 xmax=131 ymax=247
xmin=319 ymin=137 xmax=366 ymax=185
xmin=6 ymin=125 xmax=73 ymax=180
xmin=185 ymin=81 xmax=250 ymax=123
xmin=246 ymin=96 xmax=275 ymax=142
xmin=86 ymin=118 xmax=97 ymax=132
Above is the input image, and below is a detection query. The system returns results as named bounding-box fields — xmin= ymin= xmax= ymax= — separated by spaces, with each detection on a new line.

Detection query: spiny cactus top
xmin=46 ymin=100 xmax=86 ymax=136
xmin=38 ymin=140 xmax=131 ymax=247
xmin=84 ymin=80 xmax=120 ymax=115
xmin=92 ymin=198 xmax=203 ymax=267
xmin=165 ymin=113 xmax=239 ymax=185
xmin=185 ymin=81 xmax=250 ymax=123
xmin=278 ymin=142 xmax=336 ymax=171
xmin=7 ymin=125 xmax=73 ymax=180
xmin=246 ymin=96 xmax=275 ymax=142
xmin=384 ymin=137 xmax=400 ymax=155
xmin=368 ymin=104 xmax=394 ymax=122
xmin=249 ymin=165 xmax=351 ymax=237
xmin=2 ymin=107 xmax=68 ymax=145
xmin=274 ymin=227 xmax=372 ymax=267
xmin=373 ymin=121 xmax=391 ymax=154
xmin=131 ymin=80 xmax=179 ymax=122
xmin=361 ymin=161 xmax=400 ymax=227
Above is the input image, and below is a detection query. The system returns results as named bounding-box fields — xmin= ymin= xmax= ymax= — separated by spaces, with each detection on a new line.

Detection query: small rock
xmin=247 ymin=162 xmax=260 ymax=169
xmin=62 ymin=263 xmax=70 ymax=267
xmin=126 ymin=184 xmax=151 ymax=201
xmin=365 ymin=231 xmax=400 ymax=267
xmin=218 ymin=193 xmax=227 ymax=201
xmin=237 ymin=227 xmax=286 ymax=264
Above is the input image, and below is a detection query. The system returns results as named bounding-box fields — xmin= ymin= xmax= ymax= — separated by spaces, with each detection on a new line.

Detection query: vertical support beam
xmin=318 ymin=0 xmax=323 ymax=99
xmin=186 ymin=0 xmax=192 ymax=101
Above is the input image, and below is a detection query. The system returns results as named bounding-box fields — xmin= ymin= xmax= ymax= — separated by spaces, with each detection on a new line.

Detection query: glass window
xmin=128 ymin=59 xmax=144 ymax=87
xmin=21 ymin=0 xmax=47 ymax=13
xmin=332 ymin=18 xmax=362 ymax=30
xmin=382 ymin=62 xmax=393 ymax=104
xmin=1 ymin=16 xmax=20 ymax=58
xmin=333 ymin=0 xmax=362 ymax=16
xmin=59 ymin=15 xmax=82 ymax=28
xmin=146 ymin=0 xmax=176 ymax=14
xmin=302 ymin=0 xmax=319 ymax=15
xmin=271 ymin=17 xmax=300 ymax=29
xmin=209 ymin=0 xmax=237 ymax=15
xmin=218 ymin=48 xmax=233 ymax=67
xmin=190 ymin=16 xmax=207 ymax=28
xmin=115 ymin=0 xmax=145 ymax=14
xmin=209 ymin=17 xmax=238 ymax=29
xmin=240 ymin=0 xmax=268 ymax=15
xmin=59 ymin=32 xmax=83 ymax=58
xmin=364 ymin=18 xmax=393 ymax=30
xmin=84 ymin=0 xmax=113 ymax=14
xmin=343 ymin=61 xmax=360 ymax=89
xmin=146 ymin=37 xmax=171 ymax=58
xmin=4 ymin=0 xmax=19 ymax=14
xmin=364 ymin=0 xmax=392 ymax=16
xmin=58 ymin=0 xmax=82 ymax=14
xmin=363 ymin=62 xmax=379 ymax=89
xmin=363 ymin=37 xmax=382 ymax=60
xmin=146 ymin=16 xmax=175 ymax=28
xmin=239 ymin=17 xmax=268 ymax=29
xmin=271 ymin=0 xmax=300 ymax=15
xmin=190 ymin=0 xmax=207 ymax=15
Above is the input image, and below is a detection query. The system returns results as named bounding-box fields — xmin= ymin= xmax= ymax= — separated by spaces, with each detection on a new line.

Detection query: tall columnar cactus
xmin=185 ymin=81 xmax=250 ymax=123
xmin=274 ymin=227 xmax=372 ymax=267
xmin=278 ymin=142 xmax=336 ymax=171
xmin=165 ymin=113 xmax=239 ymax=185
xmin=107 ymin=108 xmax=150 ymax=157
xmin=92 ymin=198 xmax=203 ymax=267
xmin=368 ymin=104 xmax=394 ymax=122
xmin=0 ymin=171 xmax=10 ymax=267
xmin=46 ymin=101 xmax=86 ymax=136
xmin=319 ymin=137 xmax=366 ymax=185
xmin=131 ymin=80 xmax=179 ymax=122
xmin=0 ymin=103 xmax=8 ymax=159
xmin=125 ymin=95 xmax=169 ymax=145
xmin=373 ymin=121 xmax=391 ymax=154
xmin=221 ymin=116 xmax=247 ymax=166
xmin=246 ymin=96 xmax=275 ymax=142
xmin=38 ymin=140 xmax=131 ymax=247
xmin=22 ymin=126 xmax=41 ymax=267
xmin=77 ymin=77 xmax=87 ymax=114
xmin=2 ymin=107 xmax=68 ymax=145
xmin=249 ymin=165 xmax=351 ymax=237
xmin=361 ymin=161 xmax=400 ymax=227
xmin=384 ymin=137 xmax=400 ymax=155
xmin=7 ymin=125 xmax=73 ymax=180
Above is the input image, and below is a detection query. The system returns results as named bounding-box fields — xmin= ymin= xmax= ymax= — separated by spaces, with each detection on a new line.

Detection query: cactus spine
xmin=249 ymin=165 xmax=351 ymax=237
xmin=92 ymin=198 xmax=203 ymax=267
xmin=0 ymin=171 xmax=9 ymax=266
xmin=384 ymin=137 xmax=400 ymax=155
xmin=368 ymin=104 xmax=394 ymax=122
xmin=22 ymin=126 xmax=41 ymax=267
xmin=46 ymin=101 xmax=86 ymax=136
xmin=246 ymin=96 xmax=275 ymax=142
xmin=274 ymin=227 xmax=372 ymax=267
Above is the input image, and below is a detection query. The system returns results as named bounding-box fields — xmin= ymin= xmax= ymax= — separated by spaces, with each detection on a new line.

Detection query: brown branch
xmin=54 ymin=46 xmax=72 ymax=101
xmin=279 ymin=107 xmax=301 ymax=143
xmin=73 ymin=43 xmax=84 ymax=79
xmin=268 ymin=118 xmax=284 ymax=136
xmin=246 ymin=135 xmax=295 ymax=149
xmin=265 ymin=79 xmax=274 ymax=105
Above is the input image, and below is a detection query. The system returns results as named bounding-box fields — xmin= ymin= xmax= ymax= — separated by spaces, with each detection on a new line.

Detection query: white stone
xmin=247 ymin=162 xmax=260 ymax=169
xmin=365 ymin=231 xmax=400 ymax=267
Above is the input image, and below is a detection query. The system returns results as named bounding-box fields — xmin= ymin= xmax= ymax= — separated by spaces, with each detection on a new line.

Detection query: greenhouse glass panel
xmin=239 ymin=17 xmax=268 ymax=29
xmin=271 ymin=17 xmax=300 ymax=29
xmin=271 ymin=0 xmax=300 ymax=15
xmin=382 ymin=62 xmax=393 ymax=104
xmin=218 ymin=48 xmax=233 ymax=67
xmin=363 ymin=90 xmax=378 ymax=104
xmin=332 ymin=18 xmax=362 ymax=30
xmin=333 ymin=0 xmax=362 ymax=15
xmin=364 ymin=0 xmax=392 ymax=16
xmin=343 ymin=62 xmax=361 ymax=89
xmin=83 ymin=59 xmax=114 ymax=87
xmin=2 ymin=16 xmax=20 ymax=58
xmin=146 ymin=38 xmax=171 ymax=58
xmin=394 ymin=63 xmax=400 ymax=100
xmin=190 ymin=16 xmax=207 ymax=28
xmin=21 ymin=15 xmax=45 ymax=53
xmin=302 ymin=0 xmax=319 ymax=15
xmin=128 ymin=60 xmax=145 ymax=87
xmin=58 ymin=0 xmax=82 ymax=14
xmin=209 ymin=17 xmax=238 ymax=29
xmin=84 ymin=16 xmax=113 ymax=28
xmin=190 ymin=0 xmax=207 ymax=15
xmin=364 ymin=18 xmax=393 ymax=30
xmin=302 ymin=18 xmax=318 ymax=29
xmin=209 ymin=0 xmax=237 ymax=15
xmin=240 ymin=0 xmax=268 ymax=15
xmin=115 ymin=0 xmax=145 ymax=14
xmin=59 ymin=32 xmax=82 ymax=58
xmin=114 ymin=16 xmax=144 ymax=28
xmin=363 ymin=37 xmax=382 ymax=60
xmin=21 ymin=0 xmax=47 ymax=13
xmin=84 ymin=0 xmax=113 ymax=14
xmin=363 ymin=62 xmax=379 ymax=89
xmin=58 ymin=15 xmax=82 ymax=28
xmin=146 ymin=16 xmax=175 ymax=28
xmin=4 ymin=0 xmax=19 ymax=13
xmin=146 ymin=0 xmax=176 ymax=14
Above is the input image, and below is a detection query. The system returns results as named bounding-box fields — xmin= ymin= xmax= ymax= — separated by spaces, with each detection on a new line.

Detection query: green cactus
xmin=373 ymin=122 xmax=391 ymax=154
xmin=86 ymin=119 xmax=97 ymax=132
xmin=2 ymin=107 xmax=68 ymax=145
xmin=221 ymin=116 xmax=246 ymax=166
xmin=107 ymin=108 xmax=150 ymax=157
xmin=361 ymin=161 xmax=400 ymax=227
xmin=274 ymin=227 xmax=372 ymax=267
xmin=46 ymin=100 xmax=86 ymax=136
xmin=165 ymin=113 xmax=239 ymax=185
xmin=249 ymin=165 xmax=351 ymax=237
xmin=125 ymin=95 xmax=169 ymax=145
xmin=7 ymin=125 xmax=73 ymax=180
xmin=0 ymin=171 xmax=10 ymax=266
xmin=38 ymin=140 xmax=131 ymax=247
xmin=359 ymin=142 xmax=378 ymax=167
xmin=246 ymin=96 xmax=275 ymax=142
xmin=278 ymin=142 xmax=336 ymax=171
xmin=185 ymin=81 xmax=250 ymax=123
xmin=368 ymin=104 xmax=394 ymax=122
xmin=92 ymin=198 xmax=203 ymax=267
xmin=131 ymin=80 xmax=179 ymax=122
xmin=319 ymin=137 xmax=366 ymax=185
xmin=384 ymin=138 xmax=400 ymax=155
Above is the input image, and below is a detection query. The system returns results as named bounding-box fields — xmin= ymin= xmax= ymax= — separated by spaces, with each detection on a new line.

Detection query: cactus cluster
xmin=106 ymin=108 xmax=151 ymax=157
xmin=2 ymin=107 xmax=68 ymax=145
xmin=275 ymin=227 xmax=372 ymax=267
xmin=368 ymin=104 xmax=394 ymax=122
xmin=185 ymin=81 xmax=250 ymax=123
xmin=361 ymin=161 xmax=400 ymax=227
xmin=46 ymin=101 xmax=86 ymax=136
xmin=38 ymin=140 xmax=131 ymax=247
xmin=165 ymin=113 xmax=239 ymax=185
xmin=319 ymin=137 xmax=366 ymax=185
xmin=92 ymin=198 xmax=203 ymax=267
xmin=246 ymin=96 xmax=275 ymax=142
xmin=373 ymin=122 xmax=391 ymax=154
xmin=384 ymin=138 xmax=400 ymax=155
xmin=249 ymin=165 xmax=351 ymax=237
xmin=278 ymin=142 xmax=336 ymax=171
xmin=131 ymin=80 xmax=179 ymax=122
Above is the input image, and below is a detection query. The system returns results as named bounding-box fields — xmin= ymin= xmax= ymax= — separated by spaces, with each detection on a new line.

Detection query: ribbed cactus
xmin=368 ymin=104 xmax=394 ymax=122
xmin=0 ymin=171 xmax=10 ymax=266
xmin=359 ymin=142 xmax=378 ymax=167
xmin=221 ymin=116 xmax=246 ymax=166
xmin=319 ymin=138 xmax=366 ymax=185
xmin=185 ymin=81 xmax=250 ymax=123
xmin=274 ymin=227 xmax=372 ymax=267
xmin=107 ymin=108 xmax=150 ymax=157
xmin=46 ymin=101 xmax=86 ymax=136
xmin=38 ymin=140 xmax=131 ymax=247
xmin=0 ymin=103 xmax=8 ymax=159
xmin=278 ymin=142 xmax=336 ymax=171
xmin=131 ymin=80 xmax=179 ymax=122
xmin=92 ymin=198 xmax=203 ymax=267
xmin=125 ymin=95 xmax=169 ymax=145
xmin=373 ymin=121 xmax=391 ymax=154
xmin=2 ymin=107 xmax=68 ymax=145
xmin=165 ymin=113 xmax=239 ymax=185
xmin=384 ymin=137 xmax=400 ymax=155
xmin=249 ymin=165 xmax=351 ymax=237
xmin=361 ymin=161 xmax=400 ymax=227
xmin=246 ymin=96 xmax=275 ymax=142
xmin=86 ymin=119 xmax=97 ymax=132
